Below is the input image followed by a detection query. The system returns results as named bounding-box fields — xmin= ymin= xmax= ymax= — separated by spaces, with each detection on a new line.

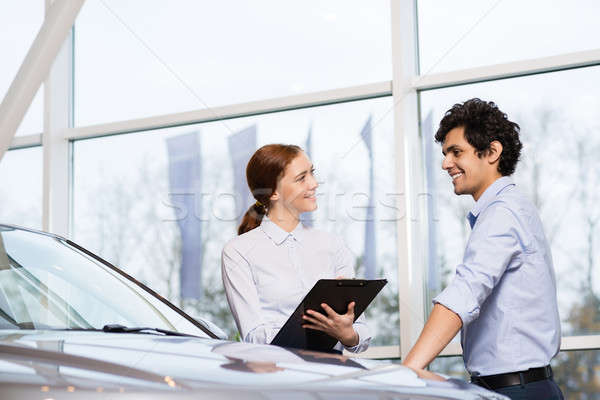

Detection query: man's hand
xmin=404 ymin=366 xmax=446 ymax=382
xmin=302 ymin=302 xmax=358 ymax=347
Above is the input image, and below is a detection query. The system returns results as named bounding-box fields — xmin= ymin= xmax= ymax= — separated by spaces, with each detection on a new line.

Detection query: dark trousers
xmin=494 ymin=378 xmax=564 ymax=400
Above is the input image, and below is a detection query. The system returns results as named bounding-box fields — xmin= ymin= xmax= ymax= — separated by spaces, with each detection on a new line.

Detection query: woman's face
xmin=271 ymin=152 xmax=318 ymax=216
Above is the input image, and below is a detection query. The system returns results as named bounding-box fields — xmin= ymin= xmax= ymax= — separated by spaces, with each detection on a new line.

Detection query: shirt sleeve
xmin=332 ymin=235 xmax=372 ymax=353
xmin=433 ymin=205 xmax=526 ymax=326
xmin=221 ymin=243 xmax=278 ymax=344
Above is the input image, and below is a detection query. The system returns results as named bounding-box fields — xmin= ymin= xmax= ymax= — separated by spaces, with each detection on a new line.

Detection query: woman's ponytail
xmin=238 ymin=201 xmax=267 ymax=235
xmin=236 ymin=144 xmax=302 ymax=235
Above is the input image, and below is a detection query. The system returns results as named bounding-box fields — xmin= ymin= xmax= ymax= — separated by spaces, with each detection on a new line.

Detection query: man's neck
xmin=472 ymin=174 xmax=503 ymax=202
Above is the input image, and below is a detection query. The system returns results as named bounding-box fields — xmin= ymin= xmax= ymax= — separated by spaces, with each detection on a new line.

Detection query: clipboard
xmin=270 ymin=279 xmax=387 ymax=352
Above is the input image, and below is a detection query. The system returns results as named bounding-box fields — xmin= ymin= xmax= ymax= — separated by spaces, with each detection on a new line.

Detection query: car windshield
xmin=0 ymin=226 xmax=212 ymax=338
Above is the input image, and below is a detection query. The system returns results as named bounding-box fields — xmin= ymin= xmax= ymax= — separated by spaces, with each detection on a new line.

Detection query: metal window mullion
xmin=390 ymin=0 xmax=423 ymax=361
xmin=347 ymin=334 xmax=600 ymax=359
xmin=63 ymin=80 xmax=392 ymax=141
xmin=560 ymin=335 xmax=600 ymax=351
xmin=413 ymin=48 xmax=600 ymax=91
xmin=8 ymin=133 xmax=43 ymax=150
xmin=61 ymin=48 xmax=600 ymax=143
xmin=42 ymin=0 xmax=77 ymax=237
xmin=61 ymin=48 xmax=600 ymax=142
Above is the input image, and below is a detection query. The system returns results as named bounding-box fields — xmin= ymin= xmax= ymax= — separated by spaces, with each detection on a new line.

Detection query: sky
xmin=418 ymin=0 xmax=600 ymax=74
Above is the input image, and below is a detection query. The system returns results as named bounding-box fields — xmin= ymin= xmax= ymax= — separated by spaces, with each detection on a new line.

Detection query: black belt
xmin=471 ymin=365 xmax=553 ymax=390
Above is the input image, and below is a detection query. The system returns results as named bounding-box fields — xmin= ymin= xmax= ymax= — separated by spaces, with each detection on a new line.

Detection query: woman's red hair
xmin=238 ymin=144 xmax=302 ymax=235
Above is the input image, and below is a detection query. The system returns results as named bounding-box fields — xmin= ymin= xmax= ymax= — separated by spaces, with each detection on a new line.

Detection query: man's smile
xmin=449 ymin=171 xmax=464 ymax=182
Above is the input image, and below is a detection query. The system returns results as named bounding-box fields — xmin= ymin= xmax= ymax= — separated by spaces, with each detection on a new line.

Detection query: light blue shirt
xmin=434 ymin=177 xmax=561 ymax=376
xmin=221 ymin=217 xmax=371 ymax=353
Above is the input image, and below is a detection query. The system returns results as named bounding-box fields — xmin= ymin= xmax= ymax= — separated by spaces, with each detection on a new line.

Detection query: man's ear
xmin=488 ymin=140 xmax=503 ymax=164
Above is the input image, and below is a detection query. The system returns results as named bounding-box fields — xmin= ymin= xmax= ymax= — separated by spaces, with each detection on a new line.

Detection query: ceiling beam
xmin=0 ymin=0 xmax=84 ymax=162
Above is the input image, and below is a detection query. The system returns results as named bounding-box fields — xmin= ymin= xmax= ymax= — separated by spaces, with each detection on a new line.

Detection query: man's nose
xmin=441 ymin=155 xmax=452 ymax=170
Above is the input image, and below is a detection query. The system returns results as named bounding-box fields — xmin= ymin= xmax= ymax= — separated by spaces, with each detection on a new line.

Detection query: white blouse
xmin=221 ymin=217 xmax=371 ymax=353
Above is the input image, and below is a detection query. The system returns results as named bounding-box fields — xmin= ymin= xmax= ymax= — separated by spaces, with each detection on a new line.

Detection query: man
xmin=403 ymin=99 xmax=563 ymax=399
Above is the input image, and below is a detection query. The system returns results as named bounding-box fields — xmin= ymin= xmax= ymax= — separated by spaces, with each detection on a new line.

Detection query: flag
xmin=228 ymin=125 xmax=257 ymax=223
xmin=302 ymin=124 xmax=314 ymax=227
xmin=361 ymin=115 xmax=376 ymax=279
xmin=167 ymin=131 xmax=203 ymax=300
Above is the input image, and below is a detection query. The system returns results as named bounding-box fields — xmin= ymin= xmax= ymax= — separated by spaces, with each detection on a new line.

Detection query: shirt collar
xmin=260 ymin=216 xmax=307 ymax=245
xmin=468 ymin=176 xmax=515 ymax=227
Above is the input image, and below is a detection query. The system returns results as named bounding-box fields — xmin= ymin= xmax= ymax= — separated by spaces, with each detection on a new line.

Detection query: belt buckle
xmin=518 ymin=371 xmax=526 ymax=388
xmin=470 ymin=375 xmax=492 ymax=390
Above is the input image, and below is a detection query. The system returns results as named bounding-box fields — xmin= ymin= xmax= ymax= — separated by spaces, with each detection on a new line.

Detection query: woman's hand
xmin=302 ymin=302 xmax=358 ymax=347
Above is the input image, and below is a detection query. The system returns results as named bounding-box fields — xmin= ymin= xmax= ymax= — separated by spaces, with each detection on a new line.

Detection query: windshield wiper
xmin=101 ymin=324 xmax=199 ymax=337
xmin=57 ymin=324 xmax=200 ymax=338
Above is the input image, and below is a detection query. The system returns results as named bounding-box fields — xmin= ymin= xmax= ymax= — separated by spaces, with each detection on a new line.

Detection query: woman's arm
xmin=221 ymin=243 xmax=277 ymax=343
xmin=302 ymin=235 xmax=372 ymax=352
xmin=335 ymin=236 xmax=372 ymax=353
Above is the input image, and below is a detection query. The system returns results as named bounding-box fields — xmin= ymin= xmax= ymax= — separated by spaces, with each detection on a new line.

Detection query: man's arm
xmin=402 ymin=303 xmax=462 ymax=370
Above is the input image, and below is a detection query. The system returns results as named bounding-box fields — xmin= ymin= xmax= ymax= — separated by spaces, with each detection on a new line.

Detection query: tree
xmin=553 ymin=292 xmax=600 ymax=398
xmin=552 ymin=121 xmax=600 ymax=399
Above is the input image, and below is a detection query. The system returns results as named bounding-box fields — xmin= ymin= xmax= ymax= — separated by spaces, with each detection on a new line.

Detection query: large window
xmin=0 ymin=1 xmax=44 ymax=136
xmin=421 ymin=66 xmax=600 ymax=337
xmin=417 ymin=0 xmax=600 ymax=74
xmin=6 ymin=2 xmax=596 ymax=394
xmin=0 ymin=147 xmax=42 ymax=229
xmin=74 ymin=0 xmax=391 ymax=126
xmin=72 ymin=97 xmax=399 ymax=345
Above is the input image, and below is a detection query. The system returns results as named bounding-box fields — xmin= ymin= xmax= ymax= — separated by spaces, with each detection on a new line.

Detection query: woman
xmin=221 ymin=144 xmax=371 ymax=353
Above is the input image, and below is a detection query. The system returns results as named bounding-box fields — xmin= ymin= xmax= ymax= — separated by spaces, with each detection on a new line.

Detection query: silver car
xmin=0 ymin=225 xmax=507 ymax=399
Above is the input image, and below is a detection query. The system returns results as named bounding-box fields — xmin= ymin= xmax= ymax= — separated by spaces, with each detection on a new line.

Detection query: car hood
xmin=0 ymin=330 xmax=507 ymax=399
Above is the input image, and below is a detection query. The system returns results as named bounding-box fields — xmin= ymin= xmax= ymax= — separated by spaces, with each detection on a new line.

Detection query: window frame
xmin=5 ymin=0 xmax=597 ymax=360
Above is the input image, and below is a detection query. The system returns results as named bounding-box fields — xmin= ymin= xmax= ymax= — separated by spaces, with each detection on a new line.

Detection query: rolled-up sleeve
xmin=333 ymin=236 xmax=372 ymax=353
xmin=433 ymin=205 xmax=525 ymax=326
xmin=221 ymin=243 xmax=278 ymax=344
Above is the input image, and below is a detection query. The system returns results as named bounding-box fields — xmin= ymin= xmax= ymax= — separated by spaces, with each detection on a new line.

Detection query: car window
xmin=0 ymin=227 xmax=212 ymax=337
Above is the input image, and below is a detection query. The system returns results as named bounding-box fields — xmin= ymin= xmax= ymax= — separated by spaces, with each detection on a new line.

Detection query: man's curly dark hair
xmin=434 ymin=98 xmax=522 ymax=176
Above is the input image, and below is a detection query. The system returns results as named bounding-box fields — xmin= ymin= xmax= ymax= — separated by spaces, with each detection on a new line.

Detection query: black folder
xmin=270 ymin=279 xmax=387 ymax=352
